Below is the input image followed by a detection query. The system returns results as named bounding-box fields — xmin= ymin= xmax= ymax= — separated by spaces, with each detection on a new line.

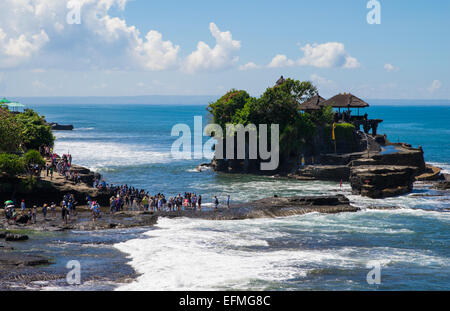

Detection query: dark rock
xmin=415 ymin=165 xmax=441 ymax=181
xmin=434 ymin=181 xmax=450 ymax=190
xmin=318 ymin=152 xmax=367 ymax=166
xmin=49 ymin=123 xmax=74 ymax=131
xmin=159 ymin=195 xmax=357 ymax=220
xmin=366 ymin=206 xmax=401 ymax=210
xmin=15 ymin=215 xmax=30 ymax=224
xmin=0 ymin=244 xmax=14 ymax=250
xmin=195 ymin=163 xmax=213 ymax=172
xmin=5 ymin=233 xmax=29 ymax=242
xmin=0 ymin=231 xmax=6 ymax=239
xmin=295 ymin=165 xmax=350 ymax=181
xmin=0 ymin=253 xmax=50 ymax=267
xmin=350 ymin=165 xmax=418 ymax=198
xmin=350 ymin=145 xmax=426 ymax=173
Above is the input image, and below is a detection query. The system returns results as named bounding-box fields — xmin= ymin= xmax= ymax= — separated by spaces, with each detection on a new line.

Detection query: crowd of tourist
xmin=105 ymin=185 xmax=205 ymax=213
xmin=3 ymin=148 xmax=232 ymax=226
xmin=39 ymin=145 xmax=82 ymax=183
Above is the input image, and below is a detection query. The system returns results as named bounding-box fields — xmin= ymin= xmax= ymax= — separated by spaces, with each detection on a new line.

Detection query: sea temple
xmin=205 ymin=76 xmax=445 ymax=199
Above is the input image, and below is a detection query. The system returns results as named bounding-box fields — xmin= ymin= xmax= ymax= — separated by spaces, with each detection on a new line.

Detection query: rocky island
xmin=202 ymin=76 xmax=445 ymax=198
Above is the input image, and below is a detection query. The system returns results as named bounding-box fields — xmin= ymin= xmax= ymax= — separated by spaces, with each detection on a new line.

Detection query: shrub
xmin=0 ymin=108 xmax=22 ymax=153
xmin=334 ymin=123 xmax=355 ymax=140
xmin=14 ymin=109 xmax=55 ymax=150
xmin=0 ymin=153 xmax=25 ymax=176
xmin=23 ymin=149 xmax=45 ymax=167
xmin=310 ymin=105 xmax=334 ymax=124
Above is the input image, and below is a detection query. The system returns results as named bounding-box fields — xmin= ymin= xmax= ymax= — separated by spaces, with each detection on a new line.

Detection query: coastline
xmin=0 ymin=194 xmax=357 ymax=290
xmin=2 ymin=155 xmax=449 ymax=290
xmin=2 ymin=157 xmax=449 ymax=290
xmin=1 ymin=104 xmax=449 ymax=291
xmin=0 ymin=226 xmax=143 ymax=291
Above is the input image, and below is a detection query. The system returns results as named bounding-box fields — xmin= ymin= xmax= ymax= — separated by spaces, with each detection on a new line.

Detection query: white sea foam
xmin=53 ymin=140 xmax=174 ymax=170
xmin=428 ymin=162 xmax=450 ymax=174
xmin=114 ymin=218 xmax=332 ymax=291
xmin=114 ymin=212 xmax=449 ymax=291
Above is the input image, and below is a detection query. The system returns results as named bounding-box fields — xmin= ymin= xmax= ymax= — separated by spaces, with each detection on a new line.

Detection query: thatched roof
xmin=275 ymin=76 xmax=285 ymax=86
xmin=321 ymin=93 xmax=369 ymax=108
xmin=298 ymin=95 xmax=326 ymax=111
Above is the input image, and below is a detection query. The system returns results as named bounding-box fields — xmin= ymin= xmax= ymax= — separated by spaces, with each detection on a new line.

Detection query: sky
xmin=0 ymin=0 xmax=449 ymax=100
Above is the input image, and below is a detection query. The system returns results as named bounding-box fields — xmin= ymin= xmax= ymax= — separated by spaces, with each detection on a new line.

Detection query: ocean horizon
xmin=9 ymin=96 xmax=450 ymax=106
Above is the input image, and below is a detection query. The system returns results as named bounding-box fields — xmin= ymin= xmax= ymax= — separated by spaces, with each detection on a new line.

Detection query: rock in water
xmin=0 ymin=253 xmax=49 ymax=266
xmin=15 ymin=215 xmax=30 ymax=224
xmin=5 ymin=233 xmax=29 ymax=242
xmin=350 ymin=165 xmax=417 ymax=198
xmin=435 ymin=181 xmax=450 ymax=190
xmin=294 ymin=165 xmax=350 ymax=181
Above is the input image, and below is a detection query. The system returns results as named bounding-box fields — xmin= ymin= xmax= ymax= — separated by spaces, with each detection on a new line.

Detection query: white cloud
xmin=0 ymin=0 xmax=179 ymax=71
xmin=134 ymin=30 xmax=180 ymax=71
xmin=0 ymin=28 xmax=49 ymax=68
xmin=342 ymin=56 xmax=360 ymax=69
xmin=268 ymin=54 xmax=295 ymax=68
xmin=267 ymin=42 xmax=360 ymax=69
xmin=310 ymin=74 xmax=334 ymax=86
xmin=0 ymin=2 xmax=244 ymax=74
xmin=32 ymin=80 xmax=52 ymax=91
xmin=428 ymin=80 xmax=442 ymax=93
xmin=239 ymin=62 xmax=260 ymax=71
xmin=298 ymin=42 xmax=360 ymax=69
xmin=384 ymin=63 xmax=399 ymax=72
xmin=183 ymin=23 xmax=241 ymax=73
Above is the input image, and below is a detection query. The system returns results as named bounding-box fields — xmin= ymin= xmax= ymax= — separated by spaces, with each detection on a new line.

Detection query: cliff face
xmin=0 ymin=166 xmax=112 ymax=207
xmin=349 ymin=166 xmax=418 ymax=198
xmin=210 ymin=125 xmax=366 ymax=174
xmin=207 ymin=124 xmax=429 ymax=199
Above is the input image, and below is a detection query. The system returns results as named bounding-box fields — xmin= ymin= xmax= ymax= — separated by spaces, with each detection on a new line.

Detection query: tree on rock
xmin=0 ymin=107 xmax=22 ymax=153
xmin=0 ymin=153 xmax=25 ymax=177
xmin=15 ymin=109 xmax=54 ymax=150
xmin=23 ymin=150 xmax=45 ymax=176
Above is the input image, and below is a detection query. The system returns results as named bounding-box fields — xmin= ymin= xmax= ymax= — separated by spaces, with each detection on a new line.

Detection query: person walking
xmin=51 ymin=202 xmax=56 ymax=219
xmin=214 ymin=196 xmax=219 ymax=209
xmin=42 ymin=203 xmax=48 ymax=219
xmin=61 ymin=204 xmax=68 ymax=225
xmin=32 ymin=206 xmax=37 ymax=224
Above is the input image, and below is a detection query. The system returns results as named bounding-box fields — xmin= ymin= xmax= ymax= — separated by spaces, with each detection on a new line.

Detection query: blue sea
xmin=24 ymin=99 xmax=449 ymax=290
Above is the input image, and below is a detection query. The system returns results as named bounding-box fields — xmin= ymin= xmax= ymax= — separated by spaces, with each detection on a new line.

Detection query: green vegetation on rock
xmin=334 ymin=123 xmax=355 ymax=140
xmin=0 ymin=108 xmax=22 ymax=153
xmin=0 ymin=153 xmax=25 ymax=177
xmin=207 ymin=78 xmax=320 ymax=161
xmin=0 ymin=106 xmax=53 ymax=179
xmin=14 ymin=109 xmax=55 ymax=150
xmin=0 ymin=107 xmax=54 ymax=153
